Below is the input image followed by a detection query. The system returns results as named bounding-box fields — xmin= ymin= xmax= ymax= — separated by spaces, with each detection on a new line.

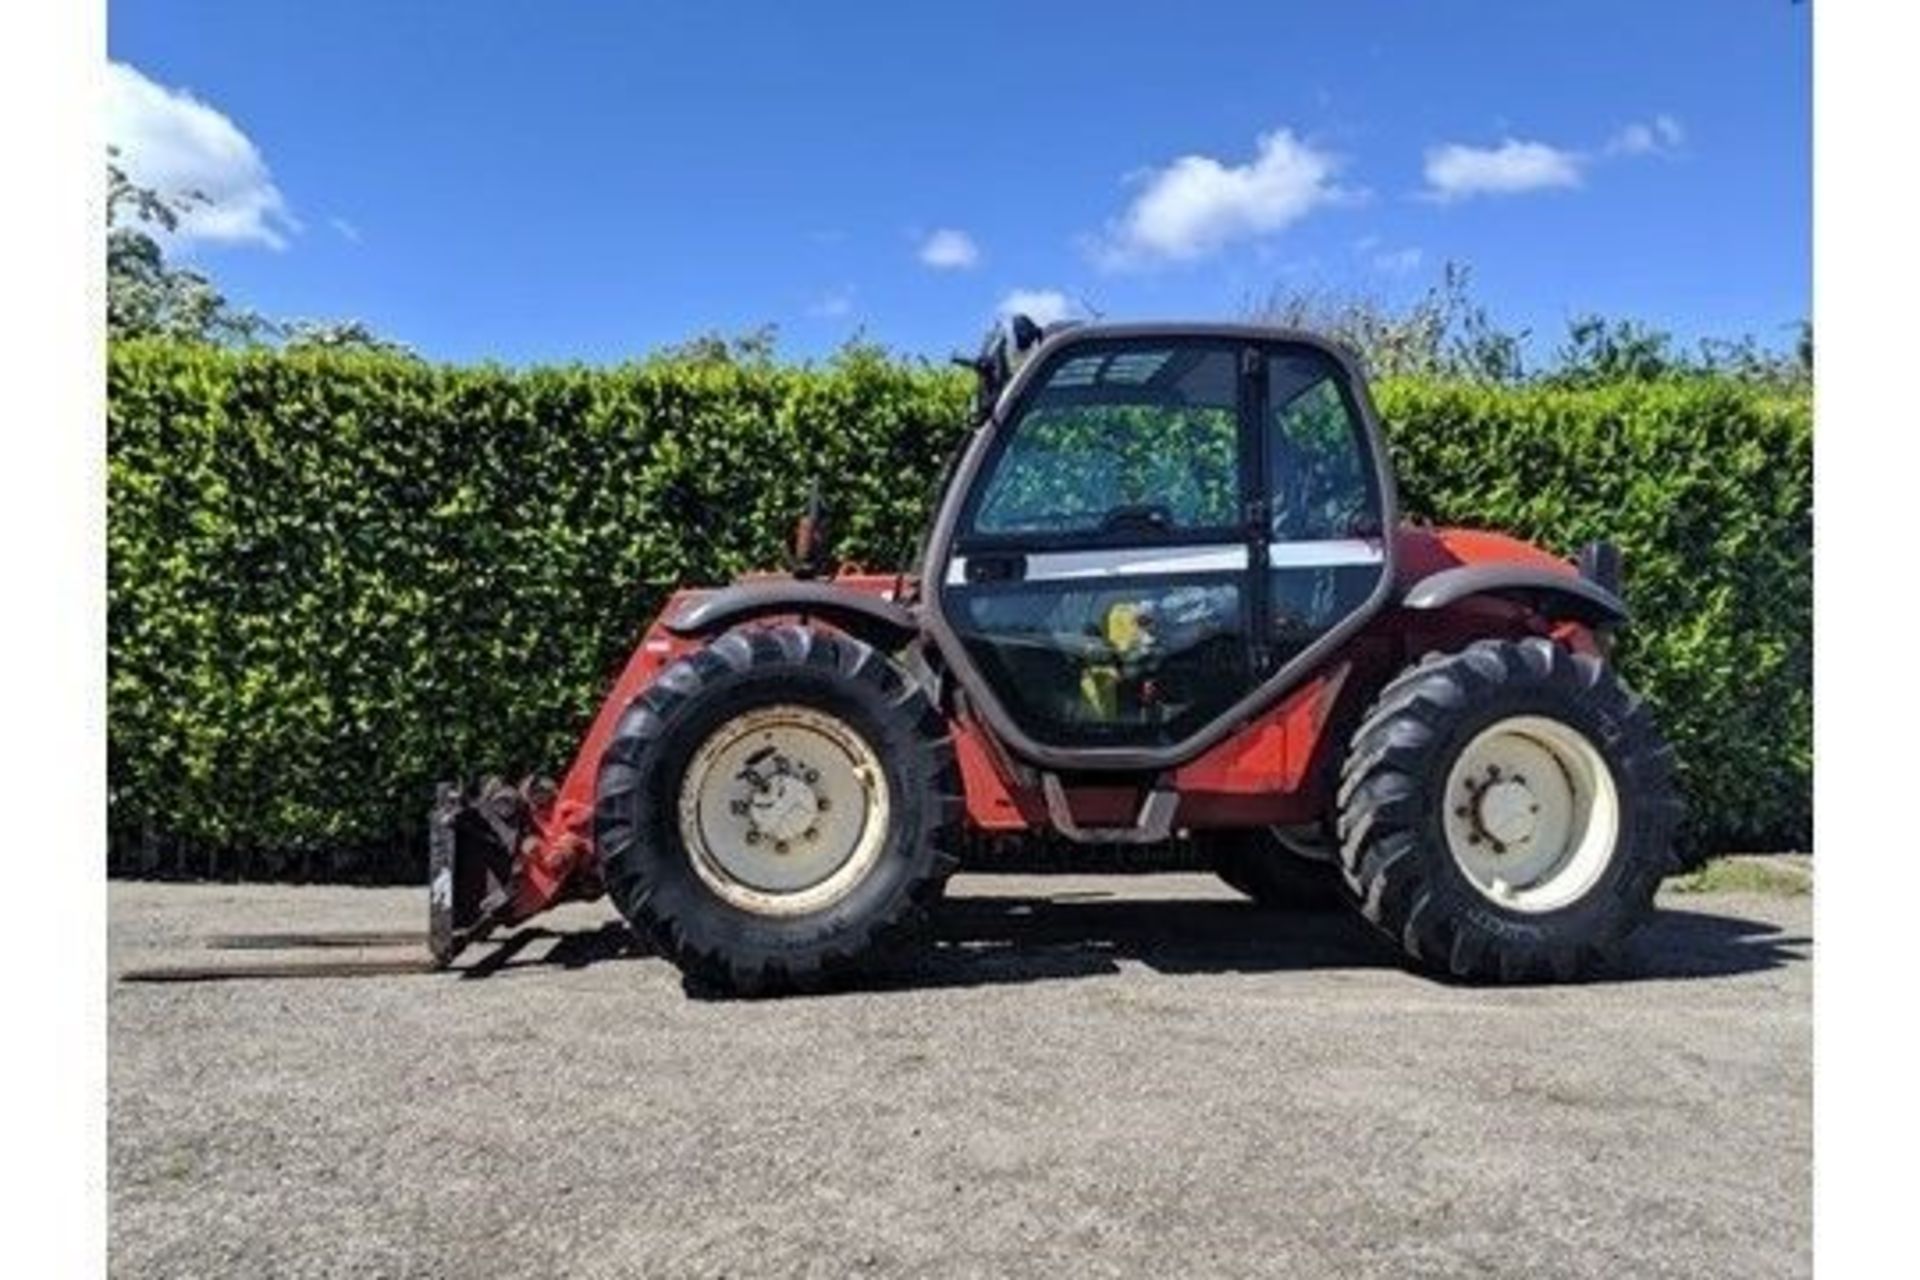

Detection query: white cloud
xmin=917 ymin=228 xmax=980 ymax=270
xmin=807 ymin=286 xmax=855 ymax=319
xmin=1094 ymin=129 xmax=1351 ymax=267
xmin=1351 ymin=235 xmax=1421 ymax=275
xmin=106 ymin=61 xmax=297 ymax=249
xmin=328 ymin=216 xmax=361 ymax=244
xmin=997 ymin=289 xmax=1078 ymax=326
xmin=1370 ymin=245 xmax=1424 ymax=275
xmin=1421 ymin=138 xmax=1584 ymax=202
xmin=1606 ymin=114 xmax=1685 ymax=157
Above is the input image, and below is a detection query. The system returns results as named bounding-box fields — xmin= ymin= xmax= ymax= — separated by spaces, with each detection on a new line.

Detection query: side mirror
xmin=1009 ymin=313 xmax=1044 ymax=353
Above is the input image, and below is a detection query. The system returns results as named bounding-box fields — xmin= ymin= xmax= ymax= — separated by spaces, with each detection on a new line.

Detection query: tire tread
xmin=1337 ymin=637 xmax=1680 ymax=983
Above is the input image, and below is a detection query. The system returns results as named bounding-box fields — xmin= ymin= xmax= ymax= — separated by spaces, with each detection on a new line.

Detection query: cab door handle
xmin=965 ymin=553 xmax=1026 ymax=584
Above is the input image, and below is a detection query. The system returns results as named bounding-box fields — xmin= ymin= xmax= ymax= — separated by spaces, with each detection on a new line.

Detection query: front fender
xmin=662 ymin=580 xmax=922 ymax=648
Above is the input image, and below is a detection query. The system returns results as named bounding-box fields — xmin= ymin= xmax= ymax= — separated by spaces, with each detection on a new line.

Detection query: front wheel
xmin=1337 ymin=638 xmax=1681 ymax=982
xmin=594 ymin=625 xmax=961 ymax=994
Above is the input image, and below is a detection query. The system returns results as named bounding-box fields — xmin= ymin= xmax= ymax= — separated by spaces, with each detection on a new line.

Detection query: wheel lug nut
xmin=745 ymin=830 xmax=761 ymax=845
xmin=804 ymin=768 xmax=820 ymax=784
xmin=729 ymin=799 xmax=749 ymax=817
xmin=1453 ymin=806 xmax=1469 ymax=818
xmin=817 ymin=797 xmax=831 ymax=812
xmin=774 ymin=840 xmax=789 ymax=855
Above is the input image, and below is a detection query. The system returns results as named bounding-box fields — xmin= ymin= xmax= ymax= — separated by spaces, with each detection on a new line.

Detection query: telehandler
xmin=431 ymin=318 xmax=1679 ymax=993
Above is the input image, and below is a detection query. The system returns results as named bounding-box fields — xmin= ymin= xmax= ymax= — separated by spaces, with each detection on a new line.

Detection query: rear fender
xmin=1401 ymin=564 xmax=1627 ymax=629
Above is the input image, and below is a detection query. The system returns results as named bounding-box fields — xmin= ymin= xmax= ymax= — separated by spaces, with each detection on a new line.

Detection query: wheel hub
xmin=1440 ymin=715 xmax=1621 ymax=913
xmin=678 ymin=705 xmax=891 ymax=915
xmin=745 ymin=770 xmax=821 ymax=846
xmin=1474 ymin=777 xmax=1538 ymax=846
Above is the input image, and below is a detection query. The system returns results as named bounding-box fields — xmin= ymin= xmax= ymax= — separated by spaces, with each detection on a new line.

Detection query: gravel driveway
xmin=109 ymin=872 xmax=1810 ymax=1279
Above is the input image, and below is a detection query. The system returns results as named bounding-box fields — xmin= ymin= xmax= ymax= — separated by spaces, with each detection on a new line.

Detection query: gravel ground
xmin=109 ymin=873 xmax=1810 ymax=1279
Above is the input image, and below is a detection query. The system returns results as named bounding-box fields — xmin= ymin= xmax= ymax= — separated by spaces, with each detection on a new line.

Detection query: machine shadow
xmin=907 ymin=894 xmax=1393 ymax=989
xmin=456 ymin=891 xmax=1808 ymax=998
xmin=455 ymin=920 xmax=651 ymax=979
xmin=1605 ymin=903 xmax=1811 ymax=982
xmin=851 ymin=894 xmax=1810 ymax=997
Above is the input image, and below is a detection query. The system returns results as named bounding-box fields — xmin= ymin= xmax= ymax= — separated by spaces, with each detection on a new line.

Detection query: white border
xmin=0 ymin=2 xmax=107 ymax=1274
xmin=1817 ymin=2 xmax=1920 ymax=1273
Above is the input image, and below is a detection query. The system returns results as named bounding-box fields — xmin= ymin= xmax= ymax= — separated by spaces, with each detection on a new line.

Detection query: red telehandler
xmin=430 ymin=319 xmax=1680 ymax=994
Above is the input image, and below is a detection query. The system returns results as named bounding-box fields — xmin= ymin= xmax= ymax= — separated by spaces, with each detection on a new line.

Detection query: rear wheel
xmin=595 ymin=625 xmax=961 ymax=994
xmin=1337 ymin=637 xmax=1680 ymax=982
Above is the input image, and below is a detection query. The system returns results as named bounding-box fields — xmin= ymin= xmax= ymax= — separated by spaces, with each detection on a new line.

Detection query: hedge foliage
xmin=107 ymin=341 xmax=1810 ymax=877
xmin=1375 ymin=377 xmax=1811 ymax=853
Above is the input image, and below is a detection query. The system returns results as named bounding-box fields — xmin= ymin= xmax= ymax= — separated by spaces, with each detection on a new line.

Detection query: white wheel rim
xmin=677 ymin=705 xmax=891 ymax=916
xmin=1441 ymin=715 xmax=1621 ymax=913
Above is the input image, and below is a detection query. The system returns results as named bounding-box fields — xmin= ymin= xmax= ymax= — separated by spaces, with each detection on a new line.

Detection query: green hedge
xmin=107 ymin=341 xmax=1810 ymax=877
xmin=1375 ymin=378 xmax=1811 ymax=853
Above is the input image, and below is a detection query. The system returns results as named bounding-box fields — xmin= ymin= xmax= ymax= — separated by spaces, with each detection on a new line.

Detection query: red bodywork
xmin=495 ymin=526 xmax=1598 ymax=928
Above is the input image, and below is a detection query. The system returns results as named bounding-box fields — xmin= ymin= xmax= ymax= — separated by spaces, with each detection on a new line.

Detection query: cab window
xmin=1266 ymin=352 xmax=1376 ymax=542
xmin=1264 ymin=350 xmax=1385 ymax=656
xmin=969 ymin=345 xmax=1241 ymax=539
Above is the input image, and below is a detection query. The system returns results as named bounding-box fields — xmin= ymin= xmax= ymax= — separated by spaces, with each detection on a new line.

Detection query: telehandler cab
xmin=430 ymin=318 xmax=1679 ymax=993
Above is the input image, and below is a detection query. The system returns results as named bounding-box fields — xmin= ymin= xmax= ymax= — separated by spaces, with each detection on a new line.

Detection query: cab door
xmin=939 ymin=338 xmax=1261 ymax=751
xmin=934 ymin=333 xmax=1392 ymax=764
xmin=1257 ymin=344 xmax=1390 ymax=671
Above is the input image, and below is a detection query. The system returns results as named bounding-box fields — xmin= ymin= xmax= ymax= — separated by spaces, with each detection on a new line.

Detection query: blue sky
xmin=107 ymin=2 xmax=1810 ymax=366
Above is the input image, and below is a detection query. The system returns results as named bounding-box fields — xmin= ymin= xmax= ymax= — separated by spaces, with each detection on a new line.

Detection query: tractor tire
xmin=595 ymin=624 xmax=961 ymax=995
xmin=1201 ymin=830 xmax=1342 ymax=909
xmin=1336 ymin=637 xmax=1681 ymax=982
